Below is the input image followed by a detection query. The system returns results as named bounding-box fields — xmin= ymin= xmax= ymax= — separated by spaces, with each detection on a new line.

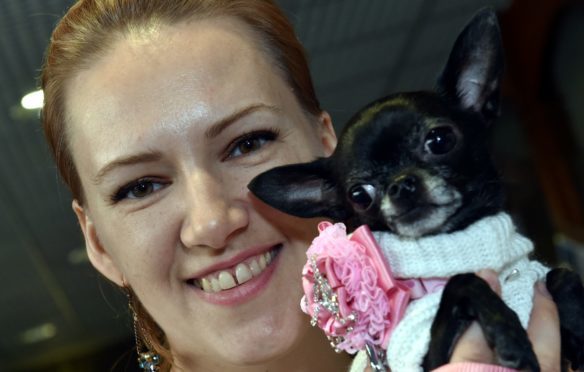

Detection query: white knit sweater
xmin=349 ymin=213 xmax=549 ymax=372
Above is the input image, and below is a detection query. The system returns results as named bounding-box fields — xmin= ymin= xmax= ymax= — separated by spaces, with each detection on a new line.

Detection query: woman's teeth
xmin=194 ymin=248 xmax=276 ymax=293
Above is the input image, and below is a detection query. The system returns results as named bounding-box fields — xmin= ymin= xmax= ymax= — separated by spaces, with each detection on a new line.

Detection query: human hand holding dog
xmin=361 ymin=270 xmax=561 ymax=372
xmin=449 ymin=270 xmax=561 ymax=371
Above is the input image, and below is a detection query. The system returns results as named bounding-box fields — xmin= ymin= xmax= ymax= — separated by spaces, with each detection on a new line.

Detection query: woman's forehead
xmin=66 ymin=17 xmax=285 ymax=137
xmin=69 ymin=19 xmax=265 ymax=99
xmin=63 ymin=17 xmax=309 ymax=179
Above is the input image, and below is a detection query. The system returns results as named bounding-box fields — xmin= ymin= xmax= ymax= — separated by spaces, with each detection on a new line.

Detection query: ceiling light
xmin=20 ymin=89 xmax=44 ymax=110
xmin=19 ymin=322 xmax=57 ymax=344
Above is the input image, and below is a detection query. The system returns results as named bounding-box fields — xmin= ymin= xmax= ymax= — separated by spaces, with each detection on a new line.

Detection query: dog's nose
xmin=388 ymin=175 xmax=419 ymax=199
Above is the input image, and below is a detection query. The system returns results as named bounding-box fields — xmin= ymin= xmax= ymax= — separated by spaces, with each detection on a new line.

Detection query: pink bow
xmin=301 ymin=222 xmax=447 ymax=354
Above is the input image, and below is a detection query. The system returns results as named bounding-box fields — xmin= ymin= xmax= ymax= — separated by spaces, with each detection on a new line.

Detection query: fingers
xmin=449 ymin=270 xmax=501 ymax=364
xmin=527 ymin=282 xmax=561 ymax=372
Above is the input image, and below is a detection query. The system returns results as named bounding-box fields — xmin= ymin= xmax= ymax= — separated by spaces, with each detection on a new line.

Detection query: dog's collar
xmin=372 ymin=213 xmax=533 ymax=279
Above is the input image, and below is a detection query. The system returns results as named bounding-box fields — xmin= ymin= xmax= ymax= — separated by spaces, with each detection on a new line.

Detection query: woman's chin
xmin=216 ymin=322 xmax=310 ymax=367
xmin=171 ymin=322 xmax=309 ymax=370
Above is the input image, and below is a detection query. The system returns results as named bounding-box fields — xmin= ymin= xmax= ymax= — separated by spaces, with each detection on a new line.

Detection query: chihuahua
xmin=248 ymin=8 xmax=583 ymax=372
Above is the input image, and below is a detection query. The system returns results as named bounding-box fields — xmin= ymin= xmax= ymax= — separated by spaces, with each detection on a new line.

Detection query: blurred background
xmin=1 ymin=0 xmax=583 ymax=370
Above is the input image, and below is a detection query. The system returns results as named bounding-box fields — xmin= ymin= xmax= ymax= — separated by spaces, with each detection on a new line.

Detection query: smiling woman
xmin=41 ymin=1 xmax=342 ymax=370
xmin=78 ymin=22 xmax=333 ymax=366
xmin=39 ymin=1 xmax=562 ymax=371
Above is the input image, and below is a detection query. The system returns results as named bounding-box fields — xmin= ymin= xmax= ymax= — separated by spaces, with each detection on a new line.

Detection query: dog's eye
xmin=424 ymin=126 xmax=457 ymax=155
xmin=348 ymin=184 xmax=376 ymax=210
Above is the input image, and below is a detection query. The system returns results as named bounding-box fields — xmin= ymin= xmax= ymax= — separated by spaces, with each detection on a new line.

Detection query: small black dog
xmin=248 ymin=8 xmax=583 ymax=372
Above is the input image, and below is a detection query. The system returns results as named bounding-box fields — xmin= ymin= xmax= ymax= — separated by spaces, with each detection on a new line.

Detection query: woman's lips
xmin=185 ymin=244 xmax=283 ymax=305
xmin=190 ymin=247 xmax=279 ymax=292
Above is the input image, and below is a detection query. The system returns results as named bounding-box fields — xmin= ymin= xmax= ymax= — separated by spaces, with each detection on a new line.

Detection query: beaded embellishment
xmin=306 ymin=254 xmax=358 ymax=352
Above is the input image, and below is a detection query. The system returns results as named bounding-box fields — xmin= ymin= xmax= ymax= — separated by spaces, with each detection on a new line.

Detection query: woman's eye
xmin=112 ymin=179 xmax=165 ymax=203
xmin=234 ymin=138 xmax=263 ymax=156
xmin=227 ymin=129 xmax=279 ymax=159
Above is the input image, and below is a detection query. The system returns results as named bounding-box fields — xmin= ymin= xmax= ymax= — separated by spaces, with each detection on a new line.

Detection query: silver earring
xmin=126 ymin=287 xmax=161 ymax=372
xmin=137 ymin=349 xmax=161 ymax=372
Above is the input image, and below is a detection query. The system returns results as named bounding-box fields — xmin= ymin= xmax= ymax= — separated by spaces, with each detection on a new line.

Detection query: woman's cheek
xmin=111 ymin=211 xmax=176 ymax=278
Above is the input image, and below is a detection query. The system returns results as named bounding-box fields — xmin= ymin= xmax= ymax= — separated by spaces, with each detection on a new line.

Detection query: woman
xmin=40 ymin=0 xmax=560 ymax=371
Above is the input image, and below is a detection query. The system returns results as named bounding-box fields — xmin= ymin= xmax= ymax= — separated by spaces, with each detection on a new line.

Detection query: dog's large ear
xmin=437 ymin=8 xmax=504 ymax=123
xmin=248 ymin=158 xmax=349 ymax=221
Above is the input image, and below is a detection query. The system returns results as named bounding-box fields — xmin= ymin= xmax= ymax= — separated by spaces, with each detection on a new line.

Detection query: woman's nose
xmin=179 ymin=172 xmax=248 ymax=250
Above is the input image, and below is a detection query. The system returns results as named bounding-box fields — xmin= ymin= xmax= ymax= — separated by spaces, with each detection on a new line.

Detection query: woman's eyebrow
xmin=93 ymin=151 xmax=162 ymax=186
xmin=204 ymin=103 xmax=281 ymax=140
xmin=92 ymin=104 xmax=281 ymax=186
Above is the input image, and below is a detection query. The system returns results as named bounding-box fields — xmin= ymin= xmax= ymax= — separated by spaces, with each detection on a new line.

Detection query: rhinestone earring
xmin=125 ymin=287 xmax=161 ymax=372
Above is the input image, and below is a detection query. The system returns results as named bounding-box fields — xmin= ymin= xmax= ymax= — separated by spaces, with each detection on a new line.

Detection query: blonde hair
xmin=41 ymin=0 xmax=320 ymax=367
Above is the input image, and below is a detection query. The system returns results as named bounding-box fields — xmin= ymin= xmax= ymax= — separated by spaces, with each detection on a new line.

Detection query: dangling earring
xmin=125 ymin=286 xmax=161 ymax=372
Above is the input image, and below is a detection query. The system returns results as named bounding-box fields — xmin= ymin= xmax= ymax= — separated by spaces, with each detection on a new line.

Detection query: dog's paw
xmin=562 ymin=326 xmax=584 ymax=371
xmin=562 ymin=337 xmax=584 ymax=371
xmin=546 ymin=268 xmax=584 ymax=370
xmin=491 ymin=325 xmax=540 ymax=372
xmin=483 ymin=308 xmax=540 ymax=372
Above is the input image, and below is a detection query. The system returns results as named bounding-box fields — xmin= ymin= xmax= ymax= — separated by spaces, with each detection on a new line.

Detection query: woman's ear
xmin=72 ymin=200 xmax=124 ymax=286
xmin=317 ymin=111 xmax=337 ymax=157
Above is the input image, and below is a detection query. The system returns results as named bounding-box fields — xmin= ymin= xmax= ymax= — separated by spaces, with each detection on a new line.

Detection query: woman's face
xmin=66 ymin=18 xmax=336 ymax=368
